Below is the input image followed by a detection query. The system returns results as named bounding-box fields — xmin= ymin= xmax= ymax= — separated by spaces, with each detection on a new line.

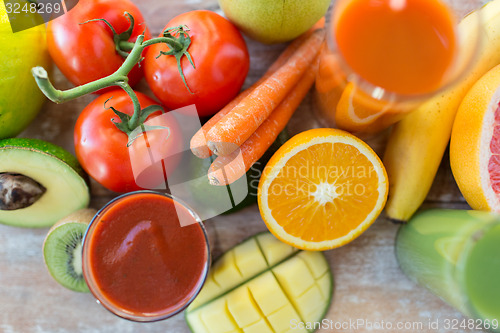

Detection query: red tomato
xmin=143 ymin=10 xmax=250 ymax=117
xmin=74 ymin=90 xmax=182 ymax=193
xmin=47 ymin=0 xmax=151 ymax=90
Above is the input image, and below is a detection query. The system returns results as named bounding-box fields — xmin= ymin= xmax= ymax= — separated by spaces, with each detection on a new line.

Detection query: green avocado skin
xmin=0 ymin=138 xmax=87 ymax=181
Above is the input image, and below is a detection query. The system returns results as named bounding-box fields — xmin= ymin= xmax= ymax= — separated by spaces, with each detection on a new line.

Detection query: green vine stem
xmin=31 ymin=12 xmax=195 ymax=141
xmin=32 ymin=34 xmax=145 ymax=104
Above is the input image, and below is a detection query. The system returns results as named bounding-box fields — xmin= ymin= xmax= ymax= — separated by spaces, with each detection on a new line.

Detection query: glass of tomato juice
xmin=315 ymin=0 xmax=482 ymax=135
xmin=82 ymin=191 xmax=210 ymax=322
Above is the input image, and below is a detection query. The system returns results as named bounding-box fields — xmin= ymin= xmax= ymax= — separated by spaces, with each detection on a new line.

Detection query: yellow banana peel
xmin=384 ymin=0 xmax=500 ymax=221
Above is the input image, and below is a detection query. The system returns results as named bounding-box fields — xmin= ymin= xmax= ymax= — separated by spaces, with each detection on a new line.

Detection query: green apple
xmin=218 ymin=0 xmax=330 ymax=44
xmin=0 ymin=1 xmax=51 ymax=139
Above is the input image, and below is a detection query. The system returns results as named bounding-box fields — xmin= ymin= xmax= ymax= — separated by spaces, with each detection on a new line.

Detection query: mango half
xmin=186 ymin=232 xmax=333 ymax=333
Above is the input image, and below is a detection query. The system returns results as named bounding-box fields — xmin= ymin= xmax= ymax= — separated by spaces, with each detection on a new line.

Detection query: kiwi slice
xmin=43 ymin=208 xmax=97 ymax=292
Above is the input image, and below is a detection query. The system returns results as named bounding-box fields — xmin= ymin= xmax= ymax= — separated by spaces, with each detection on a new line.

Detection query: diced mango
xmin=200 ymin=298 xmax=238 ymax=333
xmin=233 ymin=237 xmax=268 ymax=279
xmin=272 ymin=256 xmax=315 ymax=297
xmin=243 ymin=319 xmax=274 ymax=333
xmin=227 ymin=286 xmax=262 ymax=327
xmin=304 ymin=305 xmax=328 ymax=328
xmin=185 ymin=233 xmax=334 ymax=333
xmin=256 ymin=233 xmax=297 ymax=266
xmin=317 ymin=271 xmax=333 ymax=300
xmin=212 ymin=249 xmax=243 ymax=289
xmin=267 ymin=304 xmax=302 ymax=333
xmin=297 ymin=251 xmax=329 ymax=279
xmin=185 ymin=311 xmax=209 ymax=333
xmin=189 ymin=276 xmax=223 ymax=310
xmin=247 ymin=272 xmax=289 ymax=315
xmin=294 ymin=285 xmax=325 ymax=323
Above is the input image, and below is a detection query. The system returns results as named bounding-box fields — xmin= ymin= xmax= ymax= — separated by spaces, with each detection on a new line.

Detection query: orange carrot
xmin=208 ymin=62 xmax=318 ymax=186
xmin=206 ymin=29 xmax=325 ymax=157
xmin=189 ymin=19 xmax=325 ymax=159
xmin=190 ymin=85 xmax=257 ymax=159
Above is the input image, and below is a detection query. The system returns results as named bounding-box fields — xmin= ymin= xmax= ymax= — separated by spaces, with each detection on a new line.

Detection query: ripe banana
xmin=383 ymin=0 xmax=500 ymax=222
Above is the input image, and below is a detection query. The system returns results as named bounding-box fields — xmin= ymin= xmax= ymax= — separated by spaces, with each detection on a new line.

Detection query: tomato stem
xmin=155 ymin=25 xmax=195 ymax=94
xmin=32 ymin=14 xmax=195 ymax=139
xmin=81 ymin=12 xmax=139 ymax=59
xmin=117 ymin=40 xmax=136 ymax=52
xmin=117 ymin=82 xmax=141 ymax=129
xmin=118 ymin=36 xmax=184 ymax=53
xmin=32 ymin=34 xmax=145 ymax=103
xmin=31 ymin=67 xmax=129 ymax=103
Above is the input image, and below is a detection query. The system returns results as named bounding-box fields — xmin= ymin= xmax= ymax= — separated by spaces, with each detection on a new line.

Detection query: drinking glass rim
xmin=326 ymin=0 xmax=483 ymax=105
xmin=81 ymin=190 xmax=211 ymax=323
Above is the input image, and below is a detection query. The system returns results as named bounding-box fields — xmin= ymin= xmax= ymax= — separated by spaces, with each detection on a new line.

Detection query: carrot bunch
xmin=190 ymin=22 xmax=325 ymax=186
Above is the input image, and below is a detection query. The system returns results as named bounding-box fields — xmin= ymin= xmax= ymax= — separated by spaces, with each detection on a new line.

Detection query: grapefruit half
xmin=451 ymin=64 xmax=500 ymax=211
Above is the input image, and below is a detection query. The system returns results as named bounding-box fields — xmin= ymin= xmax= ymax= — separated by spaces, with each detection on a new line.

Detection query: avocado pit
xmin=0 ymin=172 xmax=46 ymax=210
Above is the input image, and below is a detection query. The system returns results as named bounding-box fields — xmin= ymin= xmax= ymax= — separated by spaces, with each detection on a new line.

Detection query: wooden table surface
xmin=0 ymin=0 xmax=485 ymax=332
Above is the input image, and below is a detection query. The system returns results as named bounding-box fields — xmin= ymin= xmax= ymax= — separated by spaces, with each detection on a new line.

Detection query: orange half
xmin=258 ymin=128 xmax=388 ymax=250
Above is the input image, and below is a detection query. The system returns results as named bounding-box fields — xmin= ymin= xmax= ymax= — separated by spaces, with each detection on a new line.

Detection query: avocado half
xmin=0 ymin=138 xmax=90 ymax=228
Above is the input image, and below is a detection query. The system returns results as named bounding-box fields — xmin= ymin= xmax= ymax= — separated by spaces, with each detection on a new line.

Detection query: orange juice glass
xmin=315 ymin=0 xmax=482 ymax=135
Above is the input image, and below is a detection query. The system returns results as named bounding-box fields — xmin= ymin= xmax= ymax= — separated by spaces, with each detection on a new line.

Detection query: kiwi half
xmin=43 ymin=208 xmax=97 ymax=292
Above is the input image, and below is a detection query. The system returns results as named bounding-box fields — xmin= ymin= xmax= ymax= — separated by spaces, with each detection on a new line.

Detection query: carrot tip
xmin=207 ymin=141 xmax=240 ymax=157
xmin=190 ymin=145 xmax=212 ymax=159
xmin=208 ymin=173 xmax=222 ymax=186
xmin=207 ymin=141 xmax=219 ymax=155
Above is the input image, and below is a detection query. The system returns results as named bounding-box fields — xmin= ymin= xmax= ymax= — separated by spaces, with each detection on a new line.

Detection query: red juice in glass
xmin=82 ymin=191 xmax=210 ymax=321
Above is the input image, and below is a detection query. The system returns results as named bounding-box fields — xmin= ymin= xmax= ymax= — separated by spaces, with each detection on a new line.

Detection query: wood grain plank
xmin=0 ymin=0 xmax=480 ymax=332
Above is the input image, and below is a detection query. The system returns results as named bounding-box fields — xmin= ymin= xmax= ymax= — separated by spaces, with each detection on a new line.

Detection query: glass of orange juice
xmin=315 ymin=0 xmax=482 ymax=135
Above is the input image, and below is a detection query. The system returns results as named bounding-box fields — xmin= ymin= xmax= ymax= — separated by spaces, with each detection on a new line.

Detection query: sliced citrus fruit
xmin=258 ymin=128 xmax=388 ymax=250
xmin=451 ymin=63 xmax=500 ymax=211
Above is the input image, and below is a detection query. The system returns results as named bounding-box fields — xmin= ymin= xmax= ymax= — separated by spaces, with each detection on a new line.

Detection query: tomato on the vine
xmin=74 ymin=90 xmax=181 ymax=193
xmin=144 ymin=10 xmax=250 ymax=118
xmin=47 ymin=0 xmax=150 ymax=90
